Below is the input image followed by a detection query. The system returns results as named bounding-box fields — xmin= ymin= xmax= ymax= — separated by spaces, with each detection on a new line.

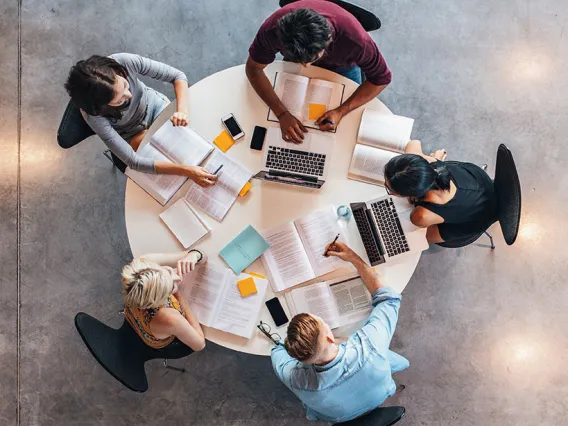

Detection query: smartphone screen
xmin=250 ymin=126 xmax=267 ymax=150
xmin=223 ymin=115 xmax=243 ymax=138
xmin=265 ymin=297 xmax=289 ymax=327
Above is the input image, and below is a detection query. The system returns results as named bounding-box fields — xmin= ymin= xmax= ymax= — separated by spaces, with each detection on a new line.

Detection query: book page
xmin=348 ymin=144 xmax=399 ymax=186
xmin=150 ymin=121 xmax=213 ymax=166
xmin=212 ymin=274 xmax=269 ymax=339
xmin=329 ymin=277 xmax=373 ymax=328
xmin=268 ymin=72 xmax=310 ymax=121
xmin=260 ymin=222 xmax=316 ymax=293
xmin=181 ymin=262 xmax=229 ymax=327
xmin=357 ymin=109 xmax=414 ymax=153
xmin=294 ymin=205 xmax=349 ymax=277
xmin=289 ymin=282 xmax=340 ymax=329
xmin=301 ymin=79 xmax=344 ymax=127
xmin=159 ymin=199 xmax=210 ymax=248
xmin=125 ymin=143 xmax=187 ymax=205
xmin=183 ymin=150 xmax=253 ymax=221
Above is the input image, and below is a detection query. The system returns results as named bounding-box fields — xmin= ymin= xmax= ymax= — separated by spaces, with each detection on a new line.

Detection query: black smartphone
xmin=265 ymin=297 xmax=289 ymax=327
xmin=250 ymin=126 xmax=267 ymax=151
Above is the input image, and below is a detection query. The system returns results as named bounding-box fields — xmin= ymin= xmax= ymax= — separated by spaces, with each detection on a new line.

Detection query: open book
xmin=285 ymin=275 xmax=372 ymax=329
xmin=348 ymin=109 xmax=414 ymax=186
xmin=181 ymin=262 xmax=268 ymax=339
xmin=159 ymin=198 xmax=211 ymax=248
xmin=261 ymin=205 xmax=351 ymax=293
xmin=183 ymin=150 xmax=253 ymax=222
xmin=125 ymin=121 xmax=214 ymax=205
xmin=268 ymin=72 xmax=345 ymax=131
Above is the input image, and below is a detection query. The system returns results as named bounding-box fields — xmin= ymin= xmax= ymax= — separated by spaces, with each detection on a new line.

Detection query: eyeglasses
xmin=257 ymin=321 xmax=282 ymax=345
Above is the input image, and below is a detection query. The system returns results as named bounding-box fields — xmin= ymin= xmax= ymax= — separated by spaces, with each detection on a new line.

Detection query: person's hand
xmin=323 ymin=241 xmax=359 ymax=263
xmin=170 ymin=111 xmax=189 ymax=127
xmin=315 ymin=108 xmax=344 ymax=132
xmin=185 ymin=166 xmax=217 ymax=187
xmin=430 ymin=149 xmax=447 ymax=161
xmin=177 ymin=251 xmax=200 ymax=276
xmin=279 ymin=111 xmax=307 ymax=144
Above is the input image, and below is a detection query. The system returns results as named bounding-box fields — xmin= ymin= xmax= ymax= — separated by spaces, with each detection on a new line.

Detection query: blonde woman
xmin=122 ymin=249 xmax=207 ymax=351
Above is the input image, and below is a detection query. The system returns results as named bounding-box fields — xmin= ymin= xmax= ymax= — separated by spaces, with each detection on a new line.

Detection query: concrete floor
xmin=1 ymin=0 xmax=567 ymax=425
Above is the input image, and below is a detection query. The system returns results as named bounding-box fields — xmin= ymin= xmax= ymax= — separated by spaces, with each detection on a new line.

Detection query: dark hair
xmin=384 ymin=154 xmax=452 ymax=199
xmin=276 ymin=9 xmax=331 ymax=64
xmin=64 ymin=55 xmax=129 ymax=120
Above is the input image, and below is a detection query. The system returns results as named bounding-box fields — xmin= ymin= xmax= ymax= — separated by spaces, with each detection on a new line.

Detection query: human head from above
xmin=277 ymin=8 xmax=331 ymax=66
xmin=64 ymin=55 xmax=132 ymax=118
xmin=285 ymin=313 xmax=336 ymax=364
xmin=384 ymin=154 xmax=452 ymax=200
xmin=122 ymin=259 xmax=182 ymax=309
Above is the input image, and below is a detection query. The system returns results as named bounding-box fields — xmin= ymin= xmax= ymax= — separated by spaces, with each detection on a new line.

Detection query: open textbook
xmin=348 ymin=109 xmax=414 ymax=186
xmin=159 ymin=198 xmax=211 ymax=248
xmin=268 ymin=72 xmax=345 ymax=131
xmin=261 ymin=205 xmax=351 ymax=293
xmin=285 ymin=275 xmax=373 ymax=329
xmin=181 ymin=262 xmax=268 ymax=339
xmin=125 ymin=121 xmax=214 ymax=205
xmin=184 ymin=150 xmax=253 ymax=222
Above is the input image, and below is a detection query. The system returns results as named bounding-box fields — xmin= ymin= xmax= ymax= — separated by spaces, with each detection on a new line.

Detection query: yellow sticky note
xmin=237 ymin=277 xmax=258 ymax=297
xmin=239 ymin=181 xmax=252 ymax=197
xmin=308 ymin=103 xmax=327 ymax=121
xmin=214 ymin=130 xmax=235 ymax=153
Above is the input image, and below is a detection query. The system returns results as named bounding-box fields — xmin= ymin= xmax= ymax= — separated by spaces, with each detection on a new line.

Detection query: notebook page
xmin=357 ymin=109 xmax=414 ymax=153
xmin=288 ymin=282 xmax=340 ymax=329
xmin=150 ymin=121 xmax=213 ymax=165
xmin=212 ymin=274 xmax=269 ymax=339
xmin=159 ymin=198 xmax=210 ymax=248
xmin=301 ymin=79 xmax=344 ymax=127
xmin=260 ymin=222 xmax=316 ymax=293
xmin=348 ymin=144 xmax=398 ymax=185
xmin=294 ymin=205 xmax=349 ymax=277
xmin=268 ymin=72 xmax=310 ymax=121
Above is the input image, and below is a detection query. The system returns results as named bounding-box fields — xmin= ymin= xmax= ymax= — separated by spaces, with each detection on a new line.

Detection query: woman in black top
xmin=383 ymin=140 xmax=497 ymax=243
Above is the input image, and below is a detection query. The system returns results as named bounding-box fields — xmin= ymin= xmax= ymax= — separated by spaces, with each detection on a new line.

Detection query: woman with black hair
xmin=383 ymin=140 xmax=497 ymax=243
xmin=64 ymin=53 xmax=216 ymax=186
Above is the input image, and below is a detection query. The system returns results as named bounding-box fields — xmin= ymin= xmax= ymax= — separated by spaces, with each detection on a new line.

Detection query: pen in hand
xmin=323 ymin=233 xmax=340 ymax=257
xmin=212 ymin=164 xmax=224 ymax=175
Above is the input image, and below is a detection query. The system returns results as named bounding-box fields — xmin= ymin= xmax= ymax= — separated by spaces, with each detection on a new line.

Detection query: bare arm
xmin=140 ymin=249 xmax=208 ymax=270
xmin=153 ymin=309 xmax=206 ymax=351
xmin=153 ymin=161 xmax=217 ymax=187
xmin=174 ymin=292 xmax=205 ymax=339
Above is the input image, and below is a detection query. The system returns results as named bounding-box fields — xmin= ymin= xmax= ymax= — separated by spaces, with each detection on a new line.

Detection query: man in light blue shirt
xmin=271 ymin=242 xmax=409 ymax=423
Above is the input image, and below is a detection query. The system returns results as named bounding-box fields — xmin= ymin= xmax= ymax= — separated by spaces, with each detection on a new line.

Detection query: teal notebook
xmin=220 ymin=225 xmax=270 ymax=274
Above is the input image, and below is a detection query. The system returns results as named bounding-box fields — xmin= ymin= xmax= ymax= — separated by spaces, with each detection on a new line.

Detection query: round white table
xmin=125 ymin=61 xmax=422 ymax=356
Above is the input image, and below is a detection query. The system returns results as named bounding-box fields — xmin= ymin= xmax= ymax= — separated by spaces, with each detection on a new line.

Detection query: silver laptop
xmin=350 ymin=195 xmax=429 ymax=266
xmin=253 ymin=127 xmax=334 ymax=189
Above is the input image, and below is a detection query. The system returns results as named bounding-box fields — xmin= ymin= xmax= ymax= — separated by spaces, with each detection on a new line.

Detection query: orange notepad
xmin=308 ymin=103 xmax=327 ymax=121
xmin=237 ymin=277 xmax=258 ymax=297
xmin=214 ymin=130 xmax=235 ymax=152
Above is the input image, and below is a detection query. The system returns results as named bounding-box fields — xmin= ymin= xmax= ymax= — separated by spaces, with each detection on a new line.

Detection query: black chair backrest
xmin=279 ymin=0 xmax=381 ymax=32
xmin=333 ymin=406 xmax=406 ymax=426
xmin=74 ymin=312 xmax=193 ymax=392
xmin=57 ymin=101 xmax=95 ymax=149
xmin=436 ymin=231 xmax=484 ymax=249
xmin=493 ymin=144 xmax=522 ymax=245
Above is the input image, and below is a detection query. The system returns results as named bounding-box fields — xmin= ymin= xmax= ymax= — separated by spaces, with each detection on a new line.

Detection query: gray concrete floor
xmin=1 ymin=0 xmax=567 ymax=425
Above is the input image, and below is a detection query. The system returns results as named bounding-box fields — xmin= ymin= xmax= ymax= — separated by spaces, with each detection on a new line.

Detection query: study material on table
xmin=181 ymin=262 xmax=268 ymax=338
xmin=261 ymin=205 xmax=351 ymax=293
xmin=183 ymin=150 xmax=254 ymax=221
xmin=267 ymin=72 xmax=345 ymax=131
xmin=237 ymin=277 xmax=257 ymax=297
xmin=125 ymin=121 xmax=214 ymax=205
xmin=285 ymin=275 xmax=372 ymax=330
xmin=213 ymin=130 xmax=235 ymax=153
xmin=220 ymin=225 xmax=270 ymax=274
xmin=347 ymin=109 xmax=415 ymax=186
xmin=159 ymin=198 xmax=211 ymax=248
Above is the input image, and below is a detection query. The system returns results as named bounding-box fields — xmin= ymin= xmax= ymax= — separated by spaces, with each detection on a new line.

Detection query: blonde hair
xmin=285 ymin=313 xmax=321 ymax=362
xmin=121 ymin=259 xmax=174 ymax=309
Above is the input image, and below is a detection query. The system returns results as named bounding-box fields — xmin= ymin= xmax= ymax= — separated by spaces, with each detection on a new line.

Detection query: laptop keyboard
xmin=370 ymin=198 xmax=409 ymax=257
xmin=266 ymin=146 xmax=326 ymax=177
xmin=352 ymin=207 xmax=383 ymax=265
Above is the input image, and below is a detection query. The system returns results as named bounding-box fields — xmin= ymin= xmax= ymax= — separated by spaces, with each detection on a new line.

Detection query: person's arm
xmin=171 ymin=79 xmax=189 ymax=126
xmin=140 ymin=249 xmax=207 ymax=272
xmin=271 ymin=344 xmax=300 ymax=387
xmin=153 ymin=309 xmax=206 ymax=351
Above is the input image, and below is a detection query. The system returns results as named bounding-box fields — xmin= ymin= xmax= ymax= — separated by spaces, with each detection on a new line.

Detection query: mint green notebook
xmin=220 ymin=225 xmax=270 ymax=274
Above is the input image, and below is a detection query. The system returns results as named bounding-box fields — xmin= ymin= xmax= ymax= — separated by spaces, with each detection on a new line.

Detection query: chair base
xmin=484 ymin=231 xmax=495 ymax=249
xmin=164 ymin=359 xmax=186 ymax=373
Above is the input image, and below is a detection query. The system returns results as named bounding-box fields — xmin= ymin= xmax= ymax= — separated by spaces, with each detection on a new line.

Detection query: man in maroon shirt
xmin=246 ymin=0 xmax=391 ymax=143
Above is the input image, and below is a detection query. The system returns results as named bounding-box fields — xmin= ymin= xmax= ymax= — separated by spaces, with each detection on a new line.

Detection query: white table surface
xmin=124 ymin=61 xmax=422 ymax=356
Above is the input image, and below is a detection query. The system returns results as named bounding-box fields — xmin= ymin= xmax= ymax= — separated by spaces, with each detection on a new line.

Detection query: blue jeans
xmin=333 ymin=65 xmax=363 ymax=84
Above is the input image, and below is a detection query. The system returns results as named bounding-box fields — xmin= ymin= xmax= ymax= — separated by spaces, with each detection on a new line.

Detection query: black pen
xmin=323 ymin=233 xmax=340 ymax=257
xmin=212 ymin=164 xmax=224 ymax=175
xmin=322 ymin=119 xmax=334 ymax=126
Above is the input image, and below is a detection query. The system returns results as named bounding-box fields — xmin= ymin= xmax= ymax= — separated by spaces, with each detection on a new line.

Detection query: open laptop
xmin=350 ymin=195 xmax=429 ymax=266
xmin=253 ymin=127 xmax=334 ymax=189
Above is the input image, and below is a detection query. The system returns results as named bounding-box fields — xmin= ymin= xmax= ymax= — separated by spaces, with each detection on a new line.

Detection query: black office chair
xmin=57 ymin=101 xmax=127 ymax=172
xmin=74 ymin=312 xmax=194 ymax=392
xmin=333 ymin=406 xmax=406 ymax=426
xmin=437 ymin=144 xmax=521 ymax=249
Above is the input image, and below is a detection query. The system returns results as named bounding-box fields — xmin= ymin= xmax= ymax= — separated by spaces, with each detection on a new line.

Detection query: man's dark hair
xmin=276 ymin=8 xmax=331 ymax=64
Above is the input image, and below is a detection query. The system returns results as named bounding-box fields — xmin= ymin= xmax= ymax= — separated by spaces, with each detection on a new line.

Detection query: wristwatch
xmin=187 ymin=249 xmax=203 ymax=263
